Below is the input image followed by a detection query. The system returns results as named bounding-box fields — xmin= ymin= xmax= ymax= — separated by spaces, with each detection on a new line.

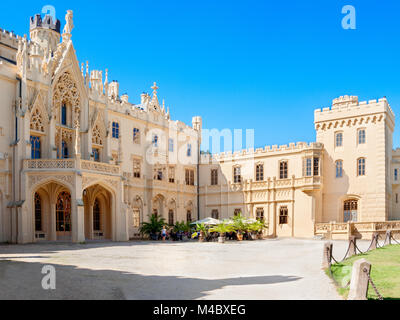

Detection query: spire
xmin=150 ymin=82 xmax=160 ymax=107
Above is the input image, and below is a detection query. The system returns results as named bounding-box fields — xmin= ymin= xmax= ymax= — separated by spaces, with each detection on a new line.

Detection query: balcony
xmin=24 ymin=159 xmax=120 ymax=176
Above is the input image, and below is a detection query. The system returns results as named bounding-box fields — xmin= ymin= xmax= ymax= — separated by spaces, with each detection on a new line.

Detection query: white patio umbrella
xmin=190 ymin=217 xmax=221 ymax=226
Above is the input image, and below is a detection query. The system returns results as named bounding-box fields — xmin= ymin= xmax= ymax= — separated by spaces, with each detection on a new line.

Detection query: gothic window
xmin=152 ymin=135 xmax=159 ymax=147
xmin=168 ymin=210 xmax=174 ymax=226
xmin=211 ymin=169 xmax=218 ymax=186
xmin=344 ymin=200 xmax=358 ymax=222
xmin=279 ymin=161 xmax=288 ymax=179
xmin=358 ymin=158 xmax=366 ymax=176
xmin=92 ymin=125 xmax=103 ymax=146
xmin=279 ymin=207 xmax=288 ymax=225
xmin=56 ymin=192 xmax=72 ymax=232
xmin=112 ymin=122 xmax=120 ymax=139
xmin=133 ymin=128 xmax=140 ymax=144
xmin=30 ymin=136 xmax=41 ymax=160
xmin=234 ymin=166 xmax=242 ymax=183
xmin=336 ymin=160 xmax=343 ymax=178
xmin=92 ymin=148 xmax=100 ymax=162
xmin=61 ymin=104 xmax=67 ymax=126
xmin=169 ymin=167 xmax=175 ymax=183
xmin=256 ymin=164 xmax=264 ymax=181
xmin=34 ymin=193 xmax=42 ymax=232
xmin=61 ymin=140 xmax=69 ymax=159
xmin=30 ymin=108 xmax=44 ymax=132
xmin=133 ymin=209 xmax=140 ymax=228
xmin=133 ymin=160 xmax=141 ymax=178
xmin=186 ymin=211 xmax=192 ymax=223
xmin=93 ymin=199 xmax=101 ymax=231
xmin=153 ymin=209 xmax=158 ymax=218
xmin=211 ymin=210 xmax=219 ymax=219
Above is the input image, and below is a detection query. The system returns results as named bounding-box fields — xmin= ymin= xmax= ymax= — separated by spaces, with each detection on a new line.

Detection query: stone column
xmin=89 ymin=204 xmax=93 ymax=240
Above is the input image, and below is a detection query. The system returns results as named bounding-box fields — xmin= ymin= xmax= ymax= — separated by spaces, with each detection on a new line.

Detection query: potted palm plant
xmin=139 ymin=214 xmax=166 ymax=240
xmin=210 ymin=223 xmax=234 ymax=243
xmin=196 ymin=223 xmax=208 ymax=242
xmin=232 ymin=213 xmax=247 ymax=241
xmin=247 ymin=220 xmax=264 ymax=240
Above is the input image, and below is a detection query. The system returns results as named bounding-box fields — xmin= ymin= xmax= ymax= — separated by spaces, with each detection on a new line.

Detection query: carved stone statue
xmin=63 ymin=10 xmax=74 ymax=34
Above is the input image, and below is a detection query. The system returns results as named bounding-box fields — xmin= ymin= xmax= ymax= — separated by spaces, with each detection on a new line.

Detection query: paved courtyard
xmin=0 ymin=238 xmax=373 ymax=300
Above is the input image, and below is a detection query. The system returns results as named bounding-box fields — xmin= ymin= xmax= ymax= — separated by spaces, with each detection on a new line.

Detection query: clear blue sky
xmin=1 ymin=1 xmax=400 ymax=151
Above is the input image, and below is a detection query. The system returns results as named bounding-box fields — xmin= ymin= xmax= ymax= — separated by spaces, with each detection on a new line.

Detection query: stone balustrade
xmin=315 ymin=221 xmax=400 ymax=240
xmin=24 ymin=159 xmax=120 ymax=175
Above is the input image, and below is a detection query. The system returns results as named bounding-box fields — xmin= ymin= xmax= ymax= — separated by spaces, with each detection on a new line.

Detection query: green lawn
xmin=328 ymin=245 xmax=400 ymax=300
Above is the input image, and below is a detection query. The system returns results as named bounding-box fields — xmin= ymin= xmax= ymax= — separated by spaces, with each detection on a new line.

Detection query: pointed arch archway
xmin=83 ymin=183 xmax=114 ymax=240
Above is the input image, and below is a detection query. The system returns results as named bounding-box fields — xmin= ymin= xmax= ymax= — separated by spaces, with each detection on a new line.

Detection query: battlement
xmin=30 ymin=14 xmax=61 ymax=33
xmin=0 ymin=28 xmax=21 ymax=48
xmin=201 ymin=142 xmax=324 ymax=163
xmin=315 ymin=96 xmax=394 ymax=124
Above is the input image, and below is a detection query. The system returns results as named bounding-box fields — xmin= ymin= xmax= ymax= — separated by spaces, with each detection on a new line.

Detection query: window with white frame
xmin=335 ymin=132 xmax=343 ymax=147
xmin=185 ymin=169 xmax=195 ymax=186
xmin=357 ymin=158 xmax=366 ymax=176
xmin=336 ymin=160 xmax=343 ymax=178
xmin=358 ymin=129 xmax=366 ymax=145
xmin=256 ymin=164 xmax=264 ymax=181
xmin=279 ymin=161 xmax=288 ymax=179
xmin=234 ymin=166 xmax=242 ymax=183
xmin=168 ymin=138 xmax=174 ymax=152
xmin=211 ymin=169 xmax=218 ymax=186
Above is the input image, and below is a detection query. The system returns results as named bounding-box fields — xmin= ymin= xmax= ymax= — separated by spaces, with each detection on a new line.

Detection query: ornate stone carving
xmin=52 ymin=72 xmax=80 ymax=114
xmin=28 ymin=174 xmax=74 ymax=190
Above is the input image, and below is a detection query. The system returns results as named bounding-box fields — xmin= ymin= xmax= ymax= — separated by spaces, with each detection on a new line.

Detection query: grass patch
xmin=327 ymin=245 xmax=400 ymax=300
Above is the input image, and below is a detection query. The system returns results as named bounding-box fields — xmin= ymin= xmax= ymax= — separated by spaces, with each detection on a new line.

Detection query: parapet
xmin=30 ymin=14 xmax=61 ymax=33
xmin=315 ymin=96 xmax=394 ymax=123
xmin=205 ymin=141 xmax=324 ymax=162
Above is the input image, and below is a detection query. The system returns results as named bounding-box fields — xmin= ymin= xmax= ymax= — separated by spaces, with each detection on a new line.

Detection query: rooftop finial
xmin=151 ymin=82 xmax=158 ymax=94
xmin=63 ymin=10 xmax=74 ymax=34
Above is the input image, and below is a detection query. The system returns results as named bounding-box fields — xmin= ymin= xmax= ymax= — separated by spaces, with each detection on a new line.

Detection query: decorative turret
xmin=192 ymin=116 xmax=202 ymax=131
xmin=29 ymin=14 xmax=60 ymax=53
xmin=108 ymin=81 xmax=119 ymax=100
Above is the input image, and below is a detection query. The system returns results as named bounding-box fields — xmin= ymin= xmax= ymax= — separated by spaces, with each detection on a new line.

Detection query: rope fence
xmin=323 ymin=230 xmax=399 ymax=300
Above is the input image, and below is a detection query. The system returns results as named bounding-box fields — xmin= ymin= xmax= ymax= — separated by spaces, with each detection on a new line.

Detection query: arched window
xmin=93 ymin=199 xmax=101 ymax=231
xmin=61 ymin=103 xmax=67 ymax=126
xmin=34 ymin=193 xmax=42 ymax=232
xmin=186 ymin=211 xmax=192 ymax=223
xmin=168 ymin=210 xmax=174 ymax=226
xmin=133 ymin=209 xmax=140 ymax=228
xmin=112 ymin=122 xmax=119 ymax=139
xmin=344 ymin=200 xmax=358 ymax=222
xmin=56 ymin=192 xmax=71 ymax=233
xmin=30 ymin=136 xmax=41 ymax=160
xmin=336 ymin=160 xmax=343 ymax=178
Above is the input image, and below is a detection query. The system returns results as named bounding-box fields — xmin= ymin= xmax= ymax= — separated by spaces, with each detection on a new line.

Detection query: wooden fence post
xmin=348 ymin=259 xmax=371 ymax=300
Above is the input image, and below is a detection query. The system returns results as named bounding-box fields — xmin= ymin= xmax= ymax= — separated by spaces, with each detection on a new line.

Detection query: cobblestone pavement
xmin=0 ymin=238 xmax=370 ymax=300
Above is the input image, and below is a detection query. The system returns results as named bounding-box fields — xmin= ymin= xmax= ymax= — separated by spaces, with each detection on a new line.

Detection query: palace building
xmin=0 ymin=10 xmax=399 ymax=243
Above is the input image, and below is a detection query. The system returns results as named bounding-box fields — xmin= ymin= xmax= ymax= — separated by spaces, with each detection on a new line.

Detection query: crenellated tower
xmin=29 ymin=14 xmax=60 ymax=53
